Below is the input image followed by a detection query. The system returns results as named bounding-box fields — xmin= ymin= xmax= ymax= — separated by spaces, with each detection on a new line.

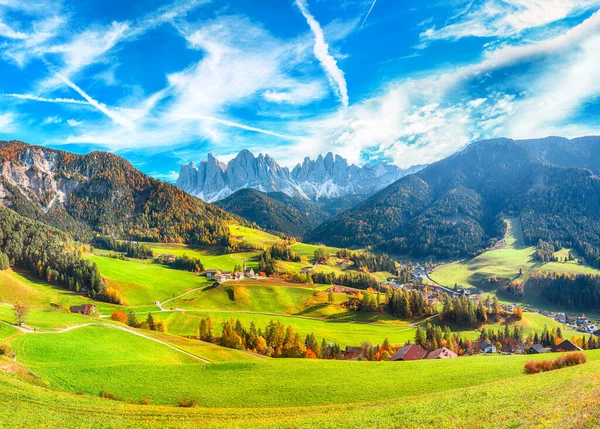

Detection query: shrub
xmin=554 ymin=351 xmax=587 ymax=369
xmin=177 ymin=395 xmax=198 ymax=408
xmin=110 ymin=310 xmax=127 ymax=324
xmin=139 ymin=397 xmax=151 ymax=405
xmin=524 ymin=352 xmax=587 ymax=374
xmin=99 ymin=389 xmax=116 ymax=400
xmin=0 ymin=344 xmax=11 ymax=356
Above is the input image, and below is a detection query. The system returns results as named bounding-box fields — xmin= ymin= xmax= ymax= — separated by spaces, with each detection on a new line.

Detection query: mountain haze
xmin=177 ymin=149 xmax=424 ymax=203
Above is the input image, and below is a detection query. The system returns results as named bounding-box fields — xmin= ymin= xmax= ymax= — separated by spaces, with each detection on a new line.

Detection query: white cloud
xmin=0 ymin=112 xmax=16 ymax=132
xmin=421 ymin=0 xmax=600 ymax=42
xmin=66 ymin=118 xmax=81 ymax=127
xmin=41 ymin=116 xmax=62 ymax=125
xmin=295 ymin=0 xmax=349 ymax=108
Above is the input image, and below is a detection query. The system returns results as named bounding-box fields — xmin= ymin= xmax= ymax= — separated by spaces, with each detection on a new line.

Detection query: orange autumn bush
xmin=524 ymin=352 xmax=587 ymax=374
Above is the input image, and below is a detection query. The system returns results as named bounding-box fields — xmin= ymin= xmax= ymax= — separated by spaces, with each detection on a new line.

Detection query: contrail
xmin=295 ymin=0 xmax=349 ymax=109
xmin=180 ymin=114 xmax=301 ymax=141
xmin=55 ymin=72 xmax=136 ymax=131
xmin=359 ymin=0 xmax=377 ymax=32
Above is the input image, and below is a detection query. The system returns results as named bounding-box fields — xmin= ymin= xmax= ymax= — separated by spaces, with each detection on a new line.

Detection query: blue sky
xmin=1 ymin=0 xmax=600 ymax=181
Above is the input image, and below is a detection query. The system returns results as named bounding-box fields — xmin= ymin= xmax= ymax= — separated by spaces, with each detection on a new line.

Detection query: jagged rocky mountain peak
xmin=176 ymin=149 xmax=424 ymax=203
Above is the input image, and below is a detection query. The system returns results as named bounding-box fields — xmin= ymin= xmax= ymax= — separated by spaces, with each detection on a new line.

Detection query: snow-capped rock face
xmin=176 ymin=150 xmax=424 ymax=202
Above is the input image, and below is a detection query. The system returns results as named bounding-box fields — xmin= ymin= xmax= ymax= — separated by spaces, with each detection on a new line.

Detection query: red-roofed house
xmin=390 ymin=344 xmax=427 ymax=361
xmin=427 ymin=347 xmax=457 ymax=359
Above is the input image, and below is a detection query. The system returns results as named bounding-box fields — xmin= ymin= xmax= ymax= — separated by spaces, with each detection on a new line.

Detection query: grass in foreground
xmin=9 ymin=325 xmax=600 ymax=411
xmin=1 ymin=353 xmax=599 ymax=428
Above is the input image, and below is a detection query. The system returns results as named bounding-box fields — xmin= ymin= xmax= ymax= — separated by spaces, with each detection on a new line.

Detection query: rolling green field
xmin=430 ymin=218 xmax=600 ymax=315
xmin=143 ymin=243 xmax=262 ymax=271
xmin=11 ymin=325 xmax=600 ymax=410
xmin=89 ymin=255 xmax=210 ymax=307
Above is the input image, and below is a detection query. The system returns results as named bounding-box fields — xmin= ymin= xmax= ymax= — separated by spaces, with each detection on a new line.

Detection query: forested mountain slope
xmin=309 ymin=137 xmax=600 ymax=264
xmin=0 ymin=141 xmax=239 ymax=245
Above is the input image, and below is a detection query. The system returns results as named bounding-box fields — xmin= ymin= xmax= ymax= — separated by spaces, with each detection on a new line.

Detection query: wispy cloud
xmin=41 ymin=116 xmax=62 ymax=125
xmin=295 ymin=0 xmax=349 ymax=108
xmin=421 ymin=0 xmax=600 ymax=42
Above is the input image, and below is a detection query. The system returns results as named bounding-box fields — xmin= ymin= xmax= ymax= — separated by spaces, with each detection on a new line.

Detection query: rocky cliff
xmin=177 ymin=149 xmax=423 ymax=202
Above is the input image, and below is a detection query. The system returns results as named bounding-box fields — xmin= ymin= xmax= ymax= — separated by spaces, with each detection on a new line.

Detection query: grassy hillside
xmin=431 ymin=218 xmax=600 ymax=314
xmin=89 ymin=255 xmax=210 ymax=306
xmin=1 ymin=352 xmax=599 ymax=428
xmin=11 ymin=325 xmax=600 ymax=409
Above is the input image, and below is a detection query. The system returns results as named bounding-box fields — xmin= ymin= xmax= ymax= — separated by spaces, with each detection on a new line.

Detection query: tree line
xmin=94 ymin=237 xmax=154 ymax=259
xmin=0 ymin=207 xmax=104 ymax=298
xmin=195 ymin=317 xmax=344 ymax=359
xmin=527 ymin=272 xmax=600 ymax=310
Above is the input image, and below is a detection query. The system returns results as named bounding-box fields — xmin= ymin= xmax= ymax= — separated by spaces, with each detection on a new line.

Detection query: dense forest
xmin=527 ymin=272 xmax=600 ymax=310
xmin=0 ymin=207 xmax=104 ymax=297
xmin=309 ymin=137 xmax=600 ymax=264
xmin=0 ymin=141 xmax=241 ymax=246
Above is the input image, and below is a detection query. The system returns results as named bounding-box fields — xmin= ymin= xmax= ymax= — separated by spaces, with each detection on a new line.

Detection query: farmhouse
xmin=70 ymin=304 xmax=97 ymax=316
xmin=390 ymin=344 xmax=427 ymax=361
xmin=480 ymin=341 xmax=497 ymax=354
xmin=343 ymin=346 xmax=363 ymax=360
xmin=234 ymin=272 xmax=244 ymax=281
xmin=158 ymin=254 xmax=176 ymax=264
xmin=551 ymin=340 xmax=583 ymax=353
xmin=215 ymin=271 xmax=233 ymax=282
xmin=244 ymin=267 xmax=255 ymax=278
xmin=527 ymin=344 xmax=547 ymax=354
xmin=232 ymin=235 xmax=244 ymax=240
xmin=205 ymin=269 xmax=220 ymax=278
xmin=427 ymin=347 xmax=457 ymax=359
xmin=300 ymin=267 xmax=314 ymax=274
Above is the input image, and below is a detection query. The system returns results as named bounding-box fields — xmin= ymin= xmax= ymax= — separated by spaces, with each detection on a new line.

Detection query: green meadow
xmin=12 ymin=325 xmax=600 ymax=409
xmin=89 ymin=254 xmax=210 ymax=307
xmin=430 ymin=218 xmax=600 ymax=315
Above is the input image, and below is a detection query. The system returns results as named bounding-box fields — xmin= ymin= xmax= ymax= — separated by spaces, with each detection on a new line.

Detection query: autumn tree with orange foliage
xmin=111 ymin=310 xmax=127 ymax=324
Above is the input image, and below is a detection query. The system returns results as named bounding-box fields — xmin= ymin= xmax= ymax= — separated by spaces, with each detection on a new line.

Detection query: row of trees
xmin=0 ymin=207 xmax=104 ymax=298
xmin=414 ymin=323 xmax=471 ymax=354
xmin=387 ymin=288 xmax=436 ymax=318
xmin=166 ymin=254 xmax=204 ymax=273
xmin=94 ymin=237 xmax=154 ymax=259
xmin=534 ymin=239 xmax=557 ymax=262
xmin=528 ymin=272 xmax=600 ymax=310
xmin=334 ymin=249 xmax=397 ymax=273
xmin=196 ymin=317 xmax=343 ymax=359
xmin=310 ymin=271 xmax=379 ymax=290
xmin=111 ymin=310 xmax=167 ymax=332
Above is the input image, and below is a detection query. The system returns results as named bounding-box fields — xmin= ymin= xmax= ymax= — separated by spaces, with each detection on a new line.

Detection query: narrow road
xmin=424 ymin=273 xmax=456 ymax=294
xmin=13 ymin=323 xmax=211 ymax=363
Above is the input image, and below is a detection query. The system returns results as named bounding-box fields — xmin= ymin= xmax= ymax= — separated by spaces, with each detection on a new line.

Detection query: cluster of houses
xmin=205 ymin=264 xmax=256 ymax=283
xmin=342 ymin=337 xmax=583 ymax=361
xmin=548 ymin=312 xmax=599 ymax=334
xmin=343 ymin=344 xmax=458 ymax=361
